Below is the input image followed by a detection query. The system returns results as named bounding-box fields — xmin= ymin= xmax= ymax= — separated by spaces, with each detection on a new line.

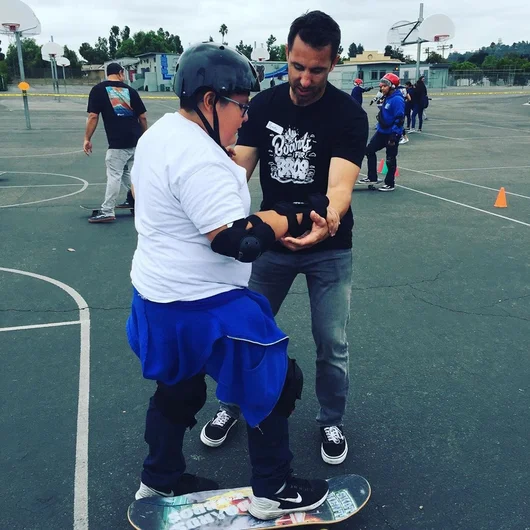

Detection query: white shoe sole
xmin=200 ymin=420 xmax=237 ymax=448
xmin=248 ymin=490 xmax=329 ymax=520
xmin=321 ymin=440 xmax=348 ymax=465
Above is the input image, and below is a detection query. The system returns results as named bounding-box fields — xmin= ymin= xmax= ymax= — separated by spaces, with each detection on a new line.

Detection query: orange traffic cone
xmin=494 ymin=187 xmax=507 ymax=208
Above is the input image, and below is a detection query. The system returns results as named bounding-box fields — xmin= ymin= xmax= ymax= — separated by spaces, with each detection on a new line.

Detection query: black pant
xmin=366 ymin=131 xmax=399 ymax=187
xmin=141 ymin=373 xmax=293 ymax=497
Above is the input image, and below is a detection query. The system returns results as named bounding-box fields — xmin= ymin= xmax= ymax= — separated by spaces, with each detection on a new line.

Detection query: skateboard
xmin=127 ymin=474 xmax=370 ymax=529
xmin=80 ymin=204 xmax=134 ymax=216
xmin=356 ymin=179 xmax=383 ymax=191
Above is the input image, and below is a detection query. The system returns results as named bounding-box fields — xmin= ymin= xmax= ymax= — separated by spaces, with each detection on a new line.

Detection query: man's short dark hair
xmin=106 ymin=62 xmax=124 ymax=76
xmin=287 ymin=10 xmax=341 ymax=61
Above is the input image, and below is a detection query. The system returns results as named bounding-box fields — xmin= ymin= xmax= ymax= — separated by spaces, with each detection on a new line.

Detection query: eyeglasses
xmin=220 ymin=96 xmax=250 ymax=117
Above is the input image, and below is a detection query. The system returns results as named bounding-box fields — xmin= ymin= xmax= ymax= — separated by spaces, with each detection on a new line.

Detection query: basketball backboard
xmin=41 ymin=41 xmax=64 ymax=57
xmin=56 ymin=56 xmax=70 ymax=67
xmin=387 ymin=20 xmax=420 ymax=46
xmin=251 ymin=47 xmax=269 ymax=61
xmin=418 ymin=14 xmax=455 ymax=42
xmin=0 ymin=0 xmax=41 ymax=35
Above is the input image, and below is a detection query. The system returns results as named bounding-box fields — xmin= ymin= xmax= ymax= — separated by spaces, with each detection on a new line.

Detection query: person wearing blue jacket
xmin=359 ymin=73 xmax=405 ymax=191
xmin=350 ymin=78 xmax=372 ymax=106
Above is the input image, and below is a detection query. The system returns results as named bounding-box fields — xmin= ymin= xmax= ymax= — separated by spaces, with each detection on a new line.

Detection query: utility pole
xmin=437 ymin=43 xmax=453 ymax=58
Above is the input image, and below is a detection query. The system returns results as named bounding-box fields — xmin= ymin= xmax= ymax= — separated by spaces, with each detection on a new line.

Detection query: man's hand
xmin=226 ymin=146 xmax=236 ymax=159
xmin=280 ymin=210 xmax=329 ymax=251
xmin=83 ymin=140 xmax=92 ymax=155
xmin=327 ymin=206 xmax=340 ymax=237
xmin=387 ymin=133 xmax=398 ymax=147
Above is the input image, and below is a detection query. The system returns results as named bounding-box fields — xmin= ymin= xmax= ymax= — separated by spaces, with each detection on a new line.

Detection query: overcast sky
xmin=6 ymin=0 xmax=530 ymax=59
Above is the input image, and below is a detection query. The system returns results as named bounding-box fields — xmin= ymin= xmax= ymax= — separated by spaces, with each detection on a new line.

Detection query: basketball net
xmin=2 ymin=23 xmax=20 ymax=44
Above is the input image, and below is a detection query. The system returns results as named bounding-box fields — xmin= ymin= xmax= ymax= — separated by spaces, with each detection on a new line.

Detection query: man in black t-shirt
xmin=200 ymin=11 xmax=368 ymax=466
xmin=83 ymin=63 xmax=147 ymax=223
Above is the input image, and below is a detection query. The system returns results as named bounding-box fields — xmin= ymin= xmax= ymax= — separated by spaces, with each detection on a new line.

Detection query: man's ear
xmin=330 ymin=54 xmax=339 ymax=73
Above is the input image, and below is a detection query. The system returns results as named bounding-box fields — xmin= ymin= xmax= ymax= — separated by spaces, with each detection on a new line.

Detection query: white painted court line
xmin=396 ymin=186 xmax=530 ymax=227
xmin=430 ymin=120 xmax=529 ymax=133
xmin=0 ymin=320 xmax=81 ymax=333
xmin=420 ymin=132 xmax=525 ymax=141
xmin=0 ymin=172 xmax=89 ymax=208
xmin=400 ymin=166 xmax=530 ymax=199
xmin=417 ymin=166 xmax=530 ymax=172
xmin=0 ymin=149 xmax=84 ymax=159
xmin=0 ymin=182 xmax=107 ymax=189
xmin=0 ymin=268 xmax=90 ymax=530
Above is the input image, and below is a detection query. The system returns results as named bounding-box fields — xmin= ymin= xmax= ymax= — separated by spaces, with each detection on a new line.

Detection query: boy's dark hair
xmin=179 ymin=88 xmax=246 ymax=112
xmin=287 ymin=10 xmax=341 ymax=61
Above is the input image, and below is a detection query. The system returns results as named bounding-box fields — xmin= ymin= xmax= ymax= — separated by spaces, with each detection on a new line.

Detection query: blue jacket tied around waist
xmin=126 ymin=287 xmax=289 ymax=427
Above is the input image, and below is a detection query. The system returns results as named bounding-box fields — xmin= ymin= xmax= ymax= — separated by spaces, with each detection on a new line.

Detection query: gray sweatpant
xmin=101 ymin=147 xmax=135 ymax=215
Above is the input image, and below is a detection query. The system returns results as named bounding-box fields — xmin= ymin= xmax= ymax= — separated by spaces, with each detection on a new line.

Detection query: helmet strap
xmin=193 ymin=94 xmax=229 ymax=156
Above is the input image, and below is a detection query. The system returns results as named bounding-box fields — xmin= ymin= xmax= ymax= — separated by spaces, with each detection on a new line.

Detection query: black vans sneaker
xmin=249 ymin=476 xmax=329 ymax=520
xmin=135 ymin=473 xmax=219 ymax=500
xmin=118 ymin=189 xmax=135 ymax=208
xmin=200 ymin=409 xmax=238 ymax=447
xmin=88 ymin=211 xmax=116 ymax=223
xmin=320 ymin=425 xmax=348 ymax=465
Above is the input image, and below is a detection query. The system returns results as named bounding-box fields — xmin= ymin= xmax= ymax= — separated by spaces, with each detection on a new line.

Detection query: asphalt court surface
xmin=0 ymin=88 xmax=529 ymax=530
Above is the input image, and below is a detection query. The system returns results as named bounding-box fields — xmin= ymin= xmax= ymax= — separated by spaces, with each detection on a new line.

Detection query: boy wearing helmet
xmin=201 ymin=11 xmax=369 ymax=466
xmin=359 ymin=72 xmax=405 ymax=191
xmin=127 ymin=42 xmax=329 ymax=520
xmin=350 ymin=78 xmax=372 ymax=106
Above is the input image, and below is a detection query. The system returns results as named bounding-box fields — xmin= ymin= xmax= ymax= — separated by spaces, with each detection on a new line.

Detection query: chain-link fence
xmin=447 ymin=69 xmax=530 ymax=88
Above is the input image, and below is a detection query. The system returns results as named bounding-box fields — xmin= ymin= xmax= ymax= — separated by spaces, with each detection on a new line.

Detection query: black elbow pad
xmin=211 ymin=216 xmax=276 ymax=263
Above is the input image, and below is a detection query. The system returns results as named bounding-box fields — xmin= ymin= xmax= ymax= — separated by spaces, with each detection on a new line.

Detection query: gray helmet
xmin=173 ymin=42 xmax=260 ymax=97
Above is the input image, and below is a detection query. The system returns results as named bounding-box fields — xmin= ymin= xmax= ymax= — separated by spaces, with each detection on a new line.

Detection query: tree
xmin=219 ymin=24 xmax=228 ymax=44
xmin=208 ymin=36 xmax=214 ymax=42
xmin=236 ymin=40 xmax=252 ymax=60
xmin=63 ymin=45 xmax=80 ymax=68
xmin=348 ymin=42 xmax=358 ymax=58
xmin=121 ymin=26 xmax=131 ymax=41
xmin=116 ymin=39 xmax=137 ymax=58
xmin=426 ymin=51 xmax=445 ymax=64
xmin=357 ymin=43 xmax=364 ymax=54
xmin=109 ymin=26 xmax=121 ymax=59
xmin=384 ymin=45 xmax=392 ymax=57
xmin=266 ymin=34 xmax=276 ymax=52
xmin=6 ymin=38 xmax=47 ymax=76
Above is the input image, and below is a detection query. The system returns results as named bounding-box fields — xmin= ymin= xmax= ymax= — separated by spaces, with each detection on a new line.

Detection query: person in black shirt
xmin=410 ymin=75 xmax=428 ymax=133
xmin=83 ymin=62 xmax=148 ymax=223
xmin=200 ymin=11 xmax=369 ymax=466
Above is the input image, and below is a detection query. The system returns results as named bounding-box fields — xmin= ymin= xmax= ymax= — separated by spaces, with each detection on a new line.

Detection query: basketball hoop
xmin=1 ymin=22 xmax=20 ymax=33
xmin=434 ymin=34 xmax=449 ymax=42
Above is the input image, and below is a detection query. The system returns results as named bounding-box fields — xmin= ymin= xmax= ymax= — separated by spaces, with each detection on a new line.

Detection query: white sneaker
xmin=409 ymin=128 xmax=417 ymax=133
xmin=135 ymin=482 xmax=174 ymax=500
xmin=399 ymin=137 xmax=409 ymax=144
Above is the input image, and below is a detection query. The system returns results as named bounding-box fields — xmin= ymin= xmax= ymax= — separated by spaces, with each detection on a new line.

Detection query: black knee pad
xmin=272 ymin=359 xmax=303 ymax=417
xmin=386 ymin=155 xmax=397 ymax=167
xmin=153 ymin=374 xmax=207 ymax=428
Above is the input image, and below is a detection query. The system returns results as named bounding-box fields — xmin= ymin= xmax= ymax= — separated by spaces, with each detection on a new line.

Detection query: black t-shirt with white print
xmin=237 ymin=81 xmax=368 ymax=252
xmin=87 ymin=80 xmax=147 ymax=149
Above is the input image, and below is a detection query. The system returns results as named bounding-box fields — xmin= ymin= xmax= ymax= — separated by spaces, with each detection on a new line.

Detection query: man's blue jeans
xmin=221 ymin=248 xmax=352 ymax=427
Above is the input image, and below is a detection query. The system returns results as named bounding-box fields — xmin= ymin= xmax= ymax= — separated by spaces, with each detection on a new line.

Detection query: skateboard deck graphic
xmin=128 ymin=474 xmax=370 ymax=529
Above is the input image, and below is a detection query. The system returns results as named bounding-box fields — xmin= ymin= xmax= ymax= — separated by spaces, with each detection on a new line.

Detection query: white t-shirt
xmin=130 ymin=112 xmax=251 ymax=302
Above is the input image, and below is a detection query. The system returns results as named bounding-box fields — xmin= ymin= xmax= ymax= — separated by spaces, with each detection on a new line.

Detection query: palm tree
xmin=219 ymin=24 xmax=228 ymax=44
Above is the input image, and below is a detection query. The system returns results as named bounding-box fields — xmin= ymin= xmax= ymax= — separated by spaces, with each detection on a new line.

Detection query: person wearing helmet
xmin=201 ymin=11 xmax=369 ymax=467
xmin=126 ymin=42 xmax=330 ymax=519
xmin=350 ymin=77 xmax=372 ymax=106
xmin=359 ymin=72 xmax=405 ymax=191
